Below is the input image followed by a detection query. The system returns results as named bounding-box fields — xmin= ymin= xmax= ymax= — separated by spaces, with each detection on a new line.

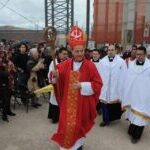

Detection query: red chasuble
xmin=50 ymin=58 xmax=103 ymax=149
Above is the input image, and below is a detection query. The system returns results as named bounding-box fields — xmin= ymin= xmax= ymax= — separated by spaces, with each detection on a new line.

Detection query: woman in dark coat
xmin=0 ymin=51 xmax=16 ymax=122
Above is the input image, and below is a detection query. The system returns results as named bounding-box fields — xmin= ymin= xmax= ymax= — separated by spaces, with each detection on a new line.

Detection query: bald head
xmin=107 ymin=45 xmax=116 ymax=57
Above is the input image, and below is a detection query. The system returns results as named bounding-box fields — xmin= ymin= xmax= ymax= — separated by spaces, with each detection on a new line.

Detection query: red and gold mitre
xmin=68 ymin=26 xmax=87 ymax=50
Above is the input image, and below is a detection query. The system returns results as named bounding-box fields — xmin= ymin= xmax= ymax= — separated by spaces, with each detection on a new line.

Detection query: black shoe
xmin=7 ymin=112 xmax=16 ymax=116
xmin=31 ymin=104 xmax=39 ymax=108
xmin=77 ymin=146 xmax=83 ymax=150
xmin=52 ymin=120 xmax=58 ymax=124
xmin=35 ymin=103 xmax=42 ymax=107
xmin=131 ymin=138 xmax=139 ymax=144
xmin=97 ymin=110 xmax=101 ymax=115
xmin=2 ymin=115 xmax=9 ymax=122
xmin=100 ymin=122 xmax=109 ymax=127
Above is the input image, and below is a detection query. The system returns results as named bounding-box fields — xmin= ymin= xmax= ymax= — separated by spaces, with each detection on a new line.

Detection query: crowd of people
xmin=0 ymin=40 xmax=52 ymax=121
xmin=1 ymin=36 xmax=150 ymax=150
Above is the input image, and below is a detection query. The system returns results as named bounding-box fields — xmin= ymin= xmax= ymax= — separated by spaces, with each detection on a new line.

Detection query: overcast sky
xmin=0 ymin=0 xmax=93 ymax=30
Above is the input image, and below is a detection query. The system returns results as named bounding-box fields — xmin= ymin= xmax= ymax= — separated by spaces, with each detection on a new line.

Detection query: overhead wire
xmin=0 ymin=1 xmax=44 ymax=29
xmin=0 ymin=0 xmax=11 ymax=9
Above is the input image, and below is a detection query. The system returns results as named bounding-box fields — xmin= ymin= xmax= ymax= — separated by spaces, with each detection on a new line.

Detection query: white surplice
xmin=98 ymin=55 xmax=127 ymax=103
xmin=121 ymin=58 xmax=150 ymax=126
xmin=48 ymin=60 xmax=58 ymax=106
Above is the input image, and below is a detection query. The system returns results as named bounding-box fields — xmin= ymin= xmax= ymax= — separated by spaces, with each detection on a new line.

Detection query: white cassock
xmin=60 ymin=61 xmax=94 ymax=150
xmin=91 ymin=59 xmax=101 ymax=75
xmin=99 ymin=55 xmax=127 ymax=103
xmin=121 ymin=58 xmax=150 ymax=126
xmin=48 ymin=60 xmax=58 ymax=106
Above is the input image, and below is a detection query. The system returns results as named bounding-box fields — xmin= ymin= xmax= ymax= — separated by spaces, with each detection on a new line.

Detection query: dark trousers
xmin=96 ymin=101 xmax=101 ymax=113
xmin=0 ymin=87 xmax=11 ymax=116
xmin=101 ymin=103 xmax=110 ymax=123
xmin=128 ymin=124 xmax=145 ymax=140
xmin=48 ymin=103 xmax=59 ymax=123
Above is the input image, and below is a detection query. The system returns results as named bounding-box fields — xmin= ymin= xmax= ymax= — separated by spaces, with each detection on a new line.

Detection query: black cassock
xmin=108 ymin=103 xmax=122 ymax=121
xmin=101 ymin=102 xmax=122 ymax=123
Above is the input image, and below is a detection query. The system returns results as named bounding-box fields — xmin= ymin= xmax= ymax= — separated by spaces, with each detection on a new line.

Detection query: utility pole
xmin=86 ymin=0 xmax=90 ymax=44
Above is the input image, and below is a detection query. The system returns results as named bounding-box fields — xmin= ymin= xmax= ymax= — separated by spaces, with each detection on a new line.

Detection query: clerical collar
xmin=108 ymin=56 xmax=115 ymax=62
xmin=136 ymin=60 xmax=145 ymax=66
xmin=92 ymin=59 xmax=100 ymax=62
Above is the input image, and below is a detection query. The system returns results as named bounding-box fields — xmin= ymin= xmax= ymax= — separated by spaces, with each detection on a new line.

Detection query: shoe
xmin=2 ymin=115 xmax=9 ymax=122
xmin=31 ymin=104 xmax=39 ymax=108
xmin=52 ymin=120 xmax=59 ymax=124
xmin=77 ymin=146 xmax=83 ymax=150
xmin=131 ymin=137 xmax=140 ymax=144
xmin=97 ymin=110 xmax=101 ymax=115
xmin=99 ymin=122 xmax=109 ymax=127
xmin=131 ymin=138 xmax=139 ymax=144
xmin=35 ymin=103 xmax=42 ymax=107
xmin=7 ymin=112 xmax=16 ymax=116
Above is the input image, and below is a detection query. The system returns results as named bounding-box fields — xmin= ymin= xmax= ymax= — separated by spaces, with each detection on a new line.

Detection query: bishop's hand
xmin=72 ymin=81 xmax=81 ymax=90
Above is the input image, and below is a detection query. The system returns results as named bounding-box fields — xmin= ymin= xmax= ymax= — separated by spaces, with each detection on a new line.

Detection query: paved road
xmin=0 ymin=101 xmax=149 ymax=150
